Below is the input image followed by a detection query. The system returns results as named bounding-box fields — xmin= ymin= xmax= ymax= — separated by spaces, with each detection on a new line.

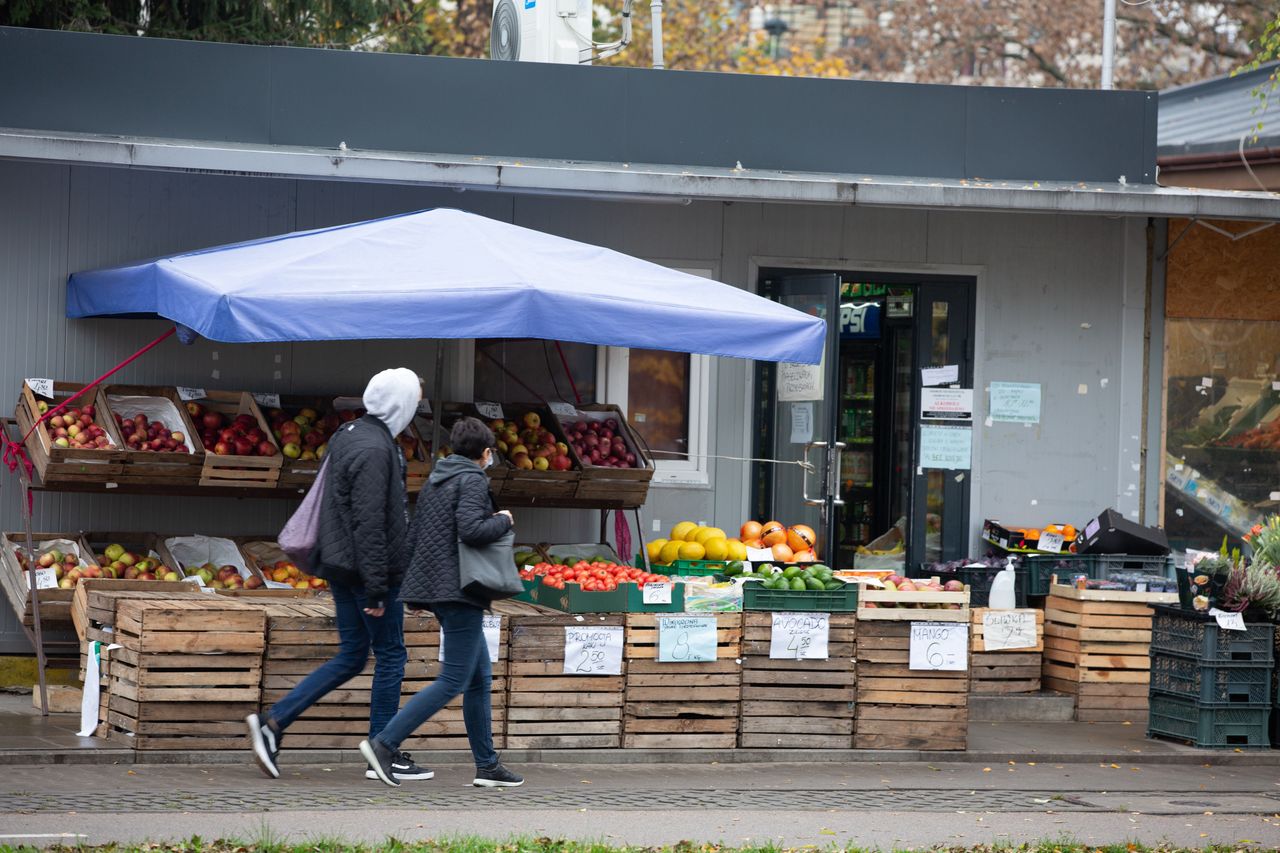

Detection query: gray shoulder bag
xmin=458 ymin=528 xmax=523 ymax=600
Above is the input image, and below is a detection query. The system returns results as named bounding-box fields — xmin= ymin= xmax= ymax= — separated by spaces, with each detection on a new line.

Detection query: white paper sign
xmin=252 ymin=392 xmax=282 ymax=409
xmin=919 ymin=424 xmax=972 ymax=470
xmin=1037 ymin=532 xmax=1065 ymax=553
xmin=549 ymin=402 xmax=578 ymax=417
xmin=921 ymin=365 xmax=959 ymax=387
xmin=416 ymin=399 xmax=432 ymax=415
xmin=778 ymin=359 xmax=824 ymax=402
xmin=909 ymin=622 xmax=969 ymax=670
xmin=790 ymin=402 xmax=814 ymax=444
xmin=33 ymin=568 xmax=58 ymax=590
xmin=438 ymin=615 xmax=503 ymax=662
xmin=989 ymin=382 xmax=1042 ymax=424
xmin=474 ymin=401 xmax=505 ymax=420
xmin=563 ymin=625 xmax=623 ymax=675
xmin=176 ymin=386 xmax=207 ymax=401
xmin=769 ymin=611 xmax=830 ymax=660
xmin=658 ymin=616 xmax=718 ymax=662
xmin=181 ymin=574 xmax=206 ymax=588
xmin=746 ymin=546 xmax=776 ymax=563
xmin=642 ymin=582 xmax=673 ymax=604
xmin=981 ymin=611 xmax=1037 ymax=651
xmin=25 ymin=378 xmax=54 ymax=398
xmin=920 ymin=387 xmax=974 ymax=420
xmin=1209 ymin=608 xmax=1246 ymax=632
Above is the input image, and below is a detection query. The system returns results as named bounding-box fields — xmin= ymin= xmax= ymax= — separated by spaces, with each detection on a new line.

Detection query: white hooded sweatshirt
xmin=362 ymin=368 xmax=421 ymax=438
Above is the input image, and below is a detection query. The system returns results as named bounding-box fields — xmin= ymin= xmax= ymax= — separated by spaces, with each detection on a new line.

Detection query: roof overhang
xmin=5 ymin=127 xmax=1280 ymax=222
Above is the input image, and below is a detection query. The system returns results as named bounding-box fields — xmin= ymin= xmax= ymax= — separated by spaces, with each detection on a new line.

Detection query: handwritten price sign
xmin=657 ymin=616 xmax=718 ymax=662
xmin=981 ymin=611 xmax=1037 ymax=651
xmin=563 ymin=626 xmax=623 ymax=675
xmin=769 ymin=611 xmax=830 ymax=660
xmin=909 ymin=622 xmax=968 ymax=671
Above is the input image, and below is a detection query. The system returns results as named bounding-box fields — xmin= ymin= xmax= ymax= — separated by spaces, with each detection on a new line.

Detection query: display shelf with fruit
xmin=97 ymin=597 xmax=265 ymax=750
xmin=101 ymin=386 xmax=204 ymax=484
xmin=981 ymin=519 xmax=1079 ymax=556
xmin=969 ymin=607 xmax=1044 ymax=696
xmin=83 ymin=533 xmax=184 ymax=585
xmin=559 ymin=405 xmax=654 ymax=506
xmin=738 ymin=612 xmax=856 ymax=749
xmin=160 ymin=534 xmax=266 ymax=591
xmin=854 ymin=619 xmax=969 ymax=751
xmin=488 ymin=407 xmax=580 ymax=500
xmin=0 ymin=532 xmax=100 ymax=625
xmin=856 ymin=575 xmax=970 ymax=621
xmin=265 ymin=396 xmax=345 ymax=489
xmin=506 ymin=613 xmax=626 ymax=749
xmin=184 ymin=391 xmax=283 ymax=488
xmin=71 ymin=579 xmax=204 ymax=645
xmin=1042 ymin=586 xmax=1160 ymax=723
xmin=420 ymin=402 xmax=508 ymax=497
xmin=648 ymin=521 xmax=751 ymax=569
xmin=15 ymin=381 xmax=127 ymax=483
xmin=621 ymin=612 xmax=742 ymax=748
xmin=520 ymin=559 xmax=672 ymax=613
xmin=237 ymin=538 xmax=326 ymax=592
xmin=740 ymin=565 xmax=859 ymax=612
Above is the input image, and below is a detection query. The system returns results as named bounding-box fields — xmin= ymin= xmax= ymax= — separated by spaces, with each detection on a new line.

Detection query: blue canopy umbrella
xmin=67 ymin=208 xmax=826 ymax=364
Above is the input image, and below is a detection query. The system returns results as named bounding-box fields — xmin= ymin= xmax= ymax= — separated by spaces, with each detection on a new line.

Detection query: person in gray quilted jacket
xmin=361 ymin=417 xmax=524 ymax=789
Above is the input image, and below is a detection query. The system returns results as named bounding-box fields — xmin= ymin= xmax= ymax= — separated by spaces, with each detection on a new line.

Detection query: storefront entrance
xmin=753 ymin=270 xmax=975 ymax=571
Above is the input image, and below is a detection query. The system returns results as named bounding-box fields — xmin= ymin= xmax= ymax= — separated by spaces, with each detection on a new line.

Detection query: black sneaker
xmin=365 ymin=751 xmax=434 ymax=781
xmin=245 ymin=713 xmax=280 ymax=779
xmin=473 ymin=763 xmax=523 ymax=788
xmin=359 ymin=738 xmax=400 ymax=787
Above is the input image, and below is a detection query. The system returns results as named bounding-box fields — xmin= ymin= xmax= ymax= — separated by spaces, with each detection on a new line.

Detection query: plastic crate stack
xmin=1146 ymin=605 xmax=1274 ymax=750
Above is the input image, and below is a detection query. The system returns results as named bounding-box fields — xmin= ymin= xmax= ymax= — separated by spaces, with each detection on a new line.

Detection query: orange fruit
xmin=742 ymin=538 xmax=764 ymax=550
xmin=740 ymin=520 xmax=763 ymax=541
xmin=792 ymin=549 xmax=816 ymax=563
xmin=771 ymin=542 xmax=795 ymax=562
xmin=1062 ymin=525 xmax=1077 ymax=539
xmin=1024 ymin=528 xmax=1041 ymax=540
xmin=786 ymin=524 xmax=816 ymax=553
xmin=761 ymin=521 xmax=787 ymax=547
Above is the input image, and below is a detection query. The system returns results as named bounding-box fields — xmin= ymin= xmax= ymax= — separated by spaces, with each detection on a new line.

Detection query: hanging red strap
xmin=2 ymin=327 xmax=177 ymax=491
xmin=614 ymin=510 xmax=632 ymax=567
xmin=553 ymin=341 xmax=583 ymax=406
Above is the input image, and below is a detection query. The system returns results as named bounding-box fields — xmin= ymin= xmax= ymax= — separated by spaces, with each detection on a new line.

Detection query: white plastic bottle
xmin=988 ymin=558 xmax=1017 ymax=610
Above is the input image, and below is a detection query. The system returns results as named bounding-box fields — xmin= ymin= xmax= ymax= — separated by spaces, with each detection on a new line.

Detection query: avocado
xmin=790 ymin=577 xmax=807 ymax=591
xmin=805 ymin=576 xmax=825 ymax=590
xmin=824 ymin=580 xmax=844 ymax=591
xmin=724 ymin=561 xmax=745 ymax=576
xmin=782 ymin=566 xmax=802 ymax=579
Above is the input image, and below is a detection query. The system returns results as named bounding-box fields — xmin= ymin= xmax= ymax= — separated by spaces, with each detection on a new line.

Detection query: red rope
xmin=553 ymin=341 xmax=583 ymax=406
xmin=2 ymin=328 xmax=177 ymax=491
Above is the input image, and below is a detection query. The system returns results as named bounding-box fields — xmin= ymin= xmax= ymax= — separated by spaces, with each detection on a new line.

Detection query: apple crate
xmin=267 ymin=394 xmax=342 ymax=490
xmin=72 ymin=576 xmax=203 ymax=644
xmin=857 ymin=581 xmax=970 ymax=622
xmin=100 ymin=598 xmax=265 ymax=750
xmin=186 ymin=390 xmax=283 ymax=488
xmin=422 ymin=402 xmax=508 ymax=497
xmin=969 ymin=607 xmax=1044 ymax=696
xmin=14 ymin=381 xmax=126 ymax=484
xmin=158 ymin=534 xmax=268 ymax=592
xmin=491 ymin=403 xmax=580 ymax=500
xmin=0 ymin=531 xmax=99 ymax=627
xmin=506 ymin=614 xmax=626 ymax=749
xmin=854 ymin=619 xmax=969 ymax=751
xmin=557 ymin=404 xmax=653 ymax=508
xmin=82 ymin=531 xmax=186 ymax=580
xmin=236 ymin=538 xmax=323 ymax=593
xmin=738 ymin=612 xmax=856 ymax=749
xmin=622 ymin=613 xmax=742 ymax=748
xmin=101 ymin=385 xmax=205 ymax=484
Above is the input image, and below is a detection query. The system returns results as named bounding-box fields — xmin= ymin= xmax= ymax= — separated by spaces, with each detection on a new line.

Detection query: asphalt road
xmin=3 ymin=760 xmax=1279 ymax=848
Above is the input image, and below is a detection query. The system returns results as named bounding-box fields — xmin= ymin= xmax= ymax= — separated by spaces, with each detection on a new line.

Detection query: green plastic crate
xmin=1021 ymin=553 xmax=1174 ymax=596
xmin=1150 ymin=605 xmax=1274 ymax=664
xmin=624 ymin=580 xmax=686 ymax=613
xmin=670 ymin=559 xmax=731 ymax=577
xmin=1149 ymin=653 xmax=1273 ymax=705
xmin=1147 ymin=692 xmax=1272 ymax=749
xmin=742 ymin=581 xmax=858 ymax=612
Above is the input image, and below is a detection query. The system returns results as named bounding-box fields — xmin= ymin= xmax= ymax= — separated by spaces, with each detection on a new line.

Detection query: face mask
xmin=483 ymin=449 xmax=494 ymax=469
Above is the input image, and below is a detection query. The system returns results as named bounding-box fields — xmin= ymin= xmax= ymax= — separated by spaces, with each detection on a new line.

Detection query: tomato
xmin=604 ymin=579 xmax=617 ymax=591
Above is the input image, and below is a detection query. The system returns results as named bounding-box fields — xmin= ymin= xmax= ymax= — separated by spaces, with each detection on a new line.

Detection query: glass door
xmin=910 ymin=283 xmax=974 ymax=565
xmin=757 ymin=273 xmax=841 ymax=564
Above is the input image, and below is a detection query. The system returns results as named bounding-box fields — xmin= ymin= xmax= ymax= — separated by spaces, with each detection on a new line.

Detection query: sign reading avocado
xmin=769 ymin=611 xmax=829 ymax=660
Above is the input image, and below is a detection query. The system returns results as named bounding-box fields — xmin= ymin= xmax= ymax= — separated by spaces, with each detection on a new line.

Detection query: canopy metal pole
xmin=19 ymin=471 xmax=50 ymax=717
xmin=431 ymin=340 xmax=446 ymax=462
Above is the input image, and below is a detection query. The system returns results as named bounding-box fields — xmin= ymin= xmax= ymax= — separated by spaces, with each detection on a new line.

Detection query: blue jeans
xmin=268 ymin=580 xmax=406 ymax=740
xmin=374 ymin=602 xmax=498 ymax=768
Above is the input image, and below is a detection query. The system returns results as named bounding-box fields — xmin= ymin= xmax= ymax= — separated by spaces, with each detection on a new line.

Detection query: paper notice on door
xmin=919 ymin=424 xmax=972 ymax=470
xmin=920 ymin=387 xmax=974 ymax=420
xmin=778 ymin=358 xmax=824 ymax=402
xmin=989 ymin=382 xmax=1042 ymax=424
xmin=789 ymin=402 xmax=814 ymax=444
xmin=921 ymin=365 xmax=959 ymax=387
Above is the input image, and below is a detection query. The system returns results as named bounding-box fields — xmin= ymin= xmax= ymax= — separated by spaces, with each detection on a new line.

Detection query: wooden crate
xmin=559 ymin=404 xmax=653 ymax=508
xmin=854 ymin=620 xmax=968 ymax=750
xmin=268 ymin=394 xmax=340 ymax=490
xmin=1043 ymin=587 xmax=1161 ymax=723
xmin=72 ymin=576 xmax=201 ymax=642
xmin=857 ymin=583 xmax=970 ymax=622
xmin=99 ymin=598 xmax=265 ymax=750
xmin=101 ymin=385 xmax=205 ymax=484
xmin=506 ymin=614 xmax=625 ymax=749
xmin=190 ymin=390 xmax=283 ymax=488
xmin=739 ymin=612 xmax=855 ymax=748
xmin=1 ymin=531 xmax=101 ymax=626
xmin=14 ymin=381 xmax=126 ymax=484
xmin=492 ymin=404 xmax=581 ymax=500
xmin=969 ymin=608 xmax=1044 ymax=695
xmin=621 ymin=613 xmax=741 ymax=748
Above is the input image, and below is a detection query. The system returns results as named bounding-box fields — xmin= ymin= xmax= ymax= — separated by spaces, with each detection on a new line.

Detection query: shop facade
xmin=2 ymin=27 xmax=1279 ymax=655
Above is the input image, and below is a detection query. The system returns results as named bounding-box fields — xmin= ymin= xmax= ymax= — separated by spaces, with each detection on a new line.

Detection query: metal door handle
xmin=829 ymin=442 xmax=847 ymax=506
xmin=801 ymin=441 xmax=827 ymax=506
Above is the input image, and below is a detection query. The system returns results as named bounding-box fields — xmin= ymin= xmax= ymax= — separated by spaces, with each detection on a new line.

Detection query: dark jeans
xmin=268 ymin=580 xmax=406 ymax=740
xmin=374 ymin=602 xmax=498 ymax=768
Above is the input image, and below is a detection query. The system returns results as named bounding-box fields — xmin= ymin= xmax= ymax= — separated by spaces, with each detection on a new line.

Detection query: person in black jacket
xmin=247 ymin=368 xmax=429 ymax=783
xmin=362 ymin=417 xmax=523 ymax=789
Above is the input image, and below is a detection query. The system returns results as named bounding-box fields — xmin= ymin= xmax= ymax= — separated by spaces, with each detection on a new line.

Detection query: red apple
xmin=214 ymin=441 xmax=233 ymax=455
xmin=233 ymin=437 xmax=254 ymax=456
xmin=202 ymin=412 xmax=223 ymax=431
xmin=257 ymin=441 xmax=277 ymax=457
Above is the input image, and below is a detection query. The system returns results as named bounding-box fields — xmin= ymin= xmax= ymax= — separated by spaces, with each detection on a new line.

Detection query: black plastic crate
xmin=913 ymin=563 xmax=1026 ymax=608
xmin=1022 ymin=553 xmax=1174 ymax=596
xmin=1149 ymin=653 xmax=1273 ymax=705
xmin=1147 ymin=692 xmax=1271 ymax=749
xmin=1150 ymin=605 xmax=1274 ymax=664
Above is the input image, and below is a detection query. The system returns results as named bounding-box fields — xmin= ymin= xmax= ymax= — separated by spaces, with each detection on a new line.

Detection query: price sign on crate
xmin=440 ymin=616 xmax=502 ymax=662
xmin=769 ymin=612 xmax=829 ymax=660
xmin=642 ymin=582 xmax=673 ymax=604
xmin=33 ymin=568 xmax=58 ymax=590
xmin=474 ymin=401 xmax=504 ymax=420
xmin=563 ymin=625 xmax=623 ymax=675
xmin=981 ymin=611 xmax=1037 ymax=651
xmin=909 ymin=622 xmax=968 ymax=671
xmin=25 ymin=378 xmax=54 ymax=398
xmin=176 ymin=387 xmax=207 ymax=401
xmin=252 ymin=392 xmax=282 ymax=409
xmin=657 ymin=616 xmax=718 ymax=662
xmin=1037 ymin=532 xmax=1064 ymax=553
xmin=549 ymin=402 xmax=577 ymax=417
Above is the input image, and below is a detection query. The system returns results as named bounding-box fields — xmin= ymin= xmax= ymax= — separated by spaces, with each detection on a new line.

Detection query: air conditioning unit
xmin=490 ymin=0 xmax=593 ymax=64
